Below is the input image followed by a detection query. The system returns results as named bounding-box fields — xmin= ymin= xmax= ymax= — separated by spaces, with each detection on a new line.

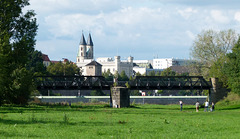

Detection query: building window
xmin=89 ymin=67 xmax=93 ymax=69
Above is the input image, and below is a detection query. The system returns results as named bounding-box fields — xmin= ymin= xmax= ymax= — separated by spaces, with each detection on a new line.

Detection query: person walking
xmin=211 ymin=102 xmax=215 ymax=112
xmin=204 ymin=101 xmax=209 ymax=112
xmin=179 ymin=101 xmax=183 ymax=111
xmin=196 ymin=101 xmax=200 ymax=112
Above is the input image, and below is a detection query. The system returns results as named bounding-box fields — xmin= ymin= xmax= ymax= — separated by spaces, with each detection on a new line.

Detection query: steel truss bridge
xmin=35 ymin=76 xmax=212 ymax=91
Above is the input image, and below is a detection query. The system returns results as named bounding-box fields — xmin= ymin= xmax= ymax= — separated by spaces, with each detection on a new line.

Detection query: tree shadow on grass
xmin=0 ymin=130 xmax=42 ymax=138
xmin=217 ymin=105 xmax=240 ymax=110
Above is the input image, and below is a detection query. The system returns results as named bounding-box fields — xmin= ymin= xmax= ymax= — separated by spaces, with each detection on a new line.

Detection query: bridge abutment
xmin=210 ymin=78 xmax=228 ymax=103
xmin=111 ymin=87 xmax=130 ymax=108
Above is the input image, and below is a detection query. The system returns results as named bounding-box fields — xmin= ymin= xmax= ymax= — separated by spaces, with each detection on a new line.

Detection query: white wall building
xmin=153 ymin=58 xmax=193 ymax=69
xmin=97 ymin=56 xmax=133 ymax=77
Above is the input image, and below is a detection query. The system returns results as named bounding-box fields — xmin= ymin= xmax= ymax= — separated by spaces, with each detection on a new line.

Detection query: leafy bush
xmin=216 ymin=92 xmax=240 ymax=106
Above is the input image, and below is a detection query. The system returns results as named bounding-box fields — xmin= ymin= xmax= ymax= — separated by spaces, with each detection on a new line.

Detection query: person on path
xmin=211 ymin=102 xmax=215 ymax=112
xmin=204 ymin=101 xmax=209 ymax=112
xmin=179 ymin=101 xmax=183 ymax=111
xmin=196 ymin=101 xmax=200 ymax=112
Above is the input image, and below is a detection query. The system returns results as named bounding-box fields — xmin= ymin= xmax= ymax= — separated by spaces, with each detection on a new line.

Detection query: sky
xmin=25 ymin=0 xmax=240 ymax=62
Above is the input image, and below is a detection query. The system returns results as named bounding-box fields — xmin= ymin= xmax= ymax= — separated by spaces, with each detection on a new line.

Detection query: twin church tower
xmin=77 ymin=33 xmax=94 ymax=63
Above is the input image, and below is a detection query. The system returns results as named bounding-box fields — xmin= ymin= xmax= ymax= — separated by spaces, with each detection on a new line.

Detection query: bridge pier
xmin=111 ymin=87 xmax=130 ymax=108
xmin=209 ymin=78 xmax=228 ymax=103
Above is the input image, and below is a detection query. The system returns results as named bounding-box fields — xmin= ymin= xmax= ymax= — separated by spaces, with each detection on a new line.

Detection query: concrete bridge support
xmin=111 ymin=87 xmax=130 ymax=108
xmin=209 ymin=78 xmax=228 ymax=103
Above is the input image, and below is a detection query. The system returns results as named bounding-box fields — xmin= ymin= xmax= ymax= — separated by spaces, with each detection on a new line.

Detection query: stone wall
xmin=38 ymin=96 xmax=207 ymax=105
xmin=210 ymin=78 xmax=228 ymax=103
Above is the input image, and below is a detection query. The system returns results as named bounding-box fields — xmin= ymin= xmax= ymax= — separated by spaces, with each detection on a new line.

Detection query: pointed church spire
xmin=87 ymin=33 xmax=94 ymax=46
xmin=80 ymin=33 xmax=87 ymax=45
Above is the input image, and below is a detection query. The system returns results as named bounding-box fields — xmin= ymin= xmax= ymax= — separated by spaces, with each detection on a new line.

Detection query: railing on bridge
xmin=128 ymin=76 xmax=211 ymax=90
xmin=35 ymin=76 xmax=211 ymax=90
xmin=34 ymin=76 xmax=111 ymax=90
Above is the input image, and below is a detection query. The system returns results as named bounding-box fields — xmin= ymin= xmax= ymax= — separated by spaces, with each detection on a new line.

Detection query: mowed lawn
xmin=0 ymin=104 xmax=239 ymax=138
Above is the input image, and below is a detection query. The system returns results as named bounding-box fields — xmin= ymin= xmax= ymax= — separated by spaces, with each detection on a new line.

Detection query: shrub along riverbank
xmin=0 ymin=103 xmax=239 ymax=138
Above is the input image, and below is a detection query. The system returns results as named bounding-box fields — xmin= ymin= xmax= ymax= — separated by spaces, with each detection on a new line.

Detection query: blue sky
xmin=26 ymin=0 xmax=240 ymax=62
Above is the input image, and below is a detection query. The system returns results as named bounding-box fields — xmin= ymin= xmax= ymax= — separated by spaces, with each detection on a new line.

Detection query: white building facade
xmin=153 ymin=58 xmax=193 ymax=69
xmin=97 ymin=56 xmax=133 ymax=77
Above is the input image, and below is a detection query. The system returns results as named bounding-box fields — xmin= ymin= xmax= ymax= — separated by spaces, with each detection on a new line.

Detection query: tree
xmin=102 ymin=69 xmax=113 ymax=81
xmin=0 ymin=0 xmax=38 ymax=105
xmin=47 ymin=62 xmax=80 ymax=76
xmin=148 ymin=71 xmax=155 ymax=76
xmin=26 ymin=50 xmax=47 ymax=76
xmin=190 ymin=29 xmax=238 ymax=80
xmin=161 ymin=68 xmax=176 ymax=76
xmin=119 ymin=70 xmax=129 ymax=81
xmin=223 ymin=38 xmax=240 ymax=94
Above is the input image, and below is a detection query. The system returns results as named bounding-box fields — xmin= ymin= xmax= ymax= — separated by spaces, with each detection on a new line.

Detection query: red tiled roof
xmin=42 ymin=54 xmax=50 ymax=61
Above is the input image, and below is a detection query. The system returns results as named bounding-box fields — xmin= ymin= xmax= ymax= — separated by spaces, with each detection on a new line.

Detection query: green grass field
xmin=0 ymin=103 xmax=240 ymax=139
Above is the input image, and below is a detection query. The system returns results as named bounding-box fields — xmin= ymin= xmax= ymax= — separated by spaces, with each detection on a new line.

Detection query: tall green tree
xmin=119 ymin=70 xmax=129 ymax=81
xmin=0 ymin=0 xmax=38 ymax=104
xmin=223 ymin=38 xmax=240 ymax=94
xmin=102 ymin=69 xmax=113 ymax=81
xmin=190 ymin=29 xmax=238 ymax=81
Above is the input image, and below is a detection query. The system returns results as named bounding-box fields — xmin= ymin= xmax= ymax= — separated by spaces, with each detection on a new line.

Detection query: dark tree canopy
xmin=0 ymin=0 xmax=38 ymax=105
xmin=223 ymin=38 xmax=240 ymax=94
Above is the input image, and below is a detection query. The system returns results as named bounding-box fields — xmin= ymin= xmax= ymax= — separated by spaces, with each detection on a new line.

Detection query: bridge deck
xmin=34 ymin=76 xmax=211 ymax=90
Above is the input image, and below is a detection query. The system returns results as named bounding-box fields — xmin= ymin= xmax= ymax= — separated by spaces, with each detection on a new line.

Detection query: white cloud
xmin=234 ymin=12 xmax=240 ymax=22
xmin=210 ymin=10 xmax=229 ymax=24
xmin=177 ymin=7 xmax=197 ymax=19
xmin=186 ymin=30 xmax=195 ymax=40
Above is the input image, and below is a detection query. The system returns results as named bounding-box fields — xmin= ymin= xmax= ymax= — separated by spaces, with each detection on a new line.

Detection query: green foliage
xmin=135 ymin=72 xmax=142 ymax=76
xmin=119 ymin=70 xmax=129 ymax=81
xmin=9 ymin=67 xmax=34 ymax=104
xmin=0 ymin=0 xmax=38 ymax=105
xmin=47 ymin=62 xmax=80 ymax=76
xmin=90 ymin=90 xmax=105 ymax=96
xmin=161 ymin=68 xmax=176 ymax=76
xmin=125 ymin=82 xmax=130 ymax=88
xmin=130 ymin=90 xmax=140 ymax=96
xmin=147 ymin=71 xmax=155 ymax=76
xmin=102 ymin=69 xmax=113 ymax=81
xmin=190 ymin=29 xmax=238 ymax=79
xmin=26 ymin=50 xmax=47 ymax=76
xmin=223 ymin=39 xmax=240 ymax=94
xmin=157 ymin=90 xmax=163 ymax=94
xmin=216 ymin=92 xmax=240 ymax=106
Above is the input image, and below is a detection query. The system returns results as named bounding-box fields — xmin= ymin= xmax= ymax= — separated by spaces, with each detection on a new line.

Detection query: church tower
xmin=86 ymin=33 xmax=94 ymax=59
xmin=77 ymin=33 xmax=87 ymax=63
xmin=77 ymin=32 xmax=94 ymax=65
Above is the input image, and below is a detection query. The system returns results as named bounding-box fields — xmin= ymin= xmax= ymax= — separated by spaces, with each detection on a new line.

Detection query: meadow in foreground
xmin=0 ymin=103 xmax=239 ymax=138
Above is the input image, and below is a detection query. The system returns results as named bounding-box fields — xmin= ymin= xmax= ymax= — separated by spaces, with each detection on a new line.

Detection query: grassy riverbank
xmin=0 ymin=104 xmax=239 ymax=138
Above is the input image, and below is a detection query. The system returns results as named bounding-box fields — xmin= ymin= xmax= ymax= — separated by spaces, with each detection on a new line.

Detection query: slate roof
xmin=87 ymin=33 xmax=94 ymax=46
xmin=80 ymin=33 xmax=87 ymax=45
xmin=86 ymin=61 xmax=102 ymax=66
